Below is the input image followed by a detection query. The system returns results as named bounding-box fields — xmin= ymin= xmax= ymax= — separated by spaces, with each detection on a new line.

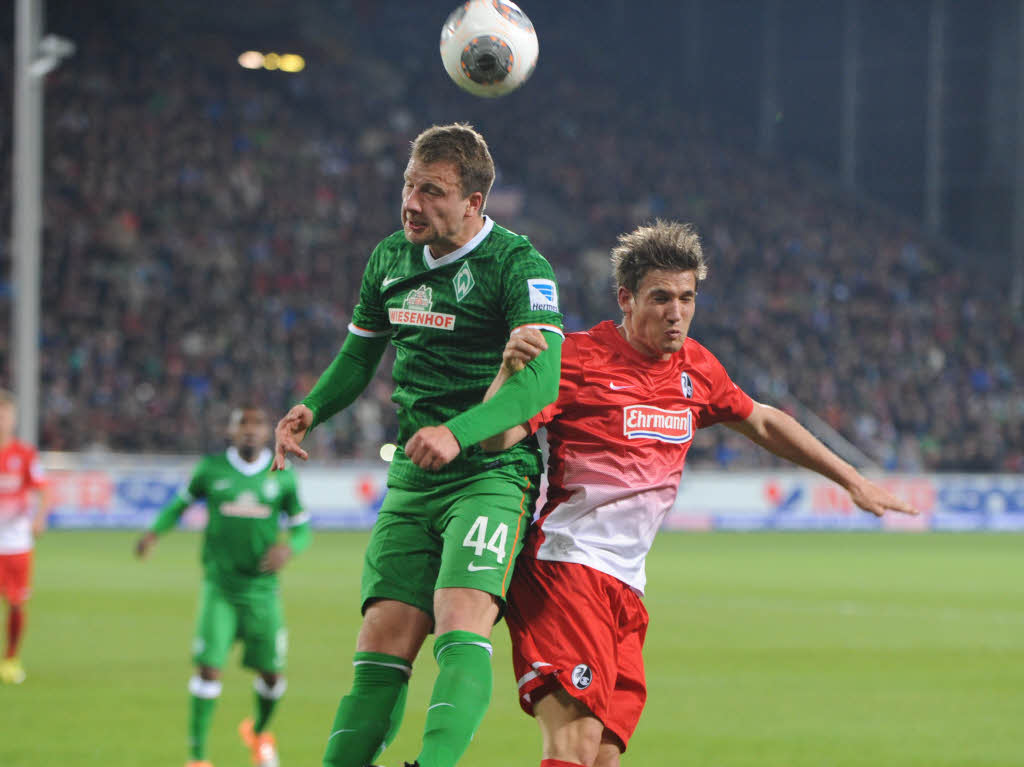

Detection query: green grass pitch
xmin=2 ymin=531 xmax=1021 ymax=766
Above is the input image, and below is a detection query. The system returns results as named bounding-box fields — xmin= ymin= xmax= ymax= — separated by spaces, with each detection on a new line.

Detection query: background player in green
xmin=273 ymin=123 xmax=564 ymax=767
xmin=136 ymin=405 xmax=310 ymax=767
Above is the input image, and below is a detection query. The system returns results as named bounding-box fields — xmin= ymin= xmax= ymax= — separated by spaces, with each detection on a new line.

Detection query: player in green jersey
xmin=273 ymin=124 xmax=564 ymax=767
xmin=136 ymin=405 xmax=310 ymax=767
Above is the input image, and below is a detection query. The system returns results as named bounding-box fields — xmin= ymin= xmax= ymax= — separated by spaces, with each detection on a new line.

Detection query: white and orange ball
xmin=440 ymin=0 xmax=539 ymax=98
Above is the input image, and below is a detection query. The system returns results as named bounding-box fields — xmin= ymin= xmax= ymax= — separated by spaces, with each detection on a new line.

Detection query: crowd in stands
xmin=0 ymin=2 xmax=1020 ymax=472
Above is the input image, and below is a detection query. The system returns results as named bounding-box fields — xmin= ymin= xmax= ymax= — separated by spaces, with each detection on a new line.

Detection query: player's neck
xmin=0 ymin=434 xmax=14 ymax=449
xmin=616 ymin=322 xmax=672 ymax=361
xmin=431 ymin=215 xmax=485 ymax=258
xmin=236 ymin=445 xmax=259 ymax=462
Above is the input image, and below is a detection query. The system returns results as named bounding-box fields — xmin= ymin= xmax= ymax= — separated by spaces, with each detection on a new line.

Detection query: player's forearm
xmin=483 ymin=366 xmax=515 ymax=403
xmin=733 ymin=404 xmax=862 ymax=490
xmin=301 ymin=333 xmax=388 ymax=429
xmin=446 ymin=334 xmax=562 ymax=448
xmin=479 ymin=366 xmax=531 ymax=451
xmin=149 ymin=495 xmax=190 ymax=535
xmin=287 ymin=519 xmax=312 ymax=555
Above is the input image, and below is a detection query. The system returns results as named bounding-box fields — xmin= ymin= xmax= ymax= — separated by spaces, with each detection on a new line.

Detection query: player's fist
xmin=260 ymin=542 xmax=292 ymax=573
xmin=502 ymin=327 xmax=547 ymax=374
xmin=135 ymin=531 xmax=158 ymax=559
xmin=406 ymin=425 xmax=461 ymax=471
xmin=273 ymin=404 xmax=313 ymax=471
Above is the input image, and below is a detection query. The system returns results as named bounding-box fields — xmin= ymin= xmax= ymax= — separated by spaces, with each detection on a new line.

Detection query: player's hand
xmin=847 ymin=478 xmax=920 ymax=517
xmin=502 ymin=327 xmax=547 ymax=375
xmin=406 ymin=425 xmax=461 ymax=471
xmin=31 ymin=513 xmax=49 ymax=538
xmin=259 ymin=543 xmax=292 ymax=573
xmin=135 ymin=531 xmax=158 ymax=559
xmin=273 ymin=404 xmax=314 ymax=470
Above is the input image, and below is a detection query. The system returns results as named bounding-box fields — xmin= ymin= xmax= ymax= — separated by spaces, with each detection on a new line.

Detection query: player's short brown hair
xmin=410 ymin=123 xmax=495 ymax=207
xmin=611 ymin=220 xmax=708 ymax=295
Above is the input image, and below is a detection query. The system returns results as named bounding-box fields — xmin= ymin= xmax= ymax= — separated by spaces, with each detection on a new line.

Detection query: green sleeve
xmin=301 ymin=333 xmax=389 ymax=429
xmin=287 ymin=520 xmax=312 ymax=555
xmin=150 ymin=459 xmax=206 ymax=535
xmin=445 ymin=331 xmax=562 ymax=449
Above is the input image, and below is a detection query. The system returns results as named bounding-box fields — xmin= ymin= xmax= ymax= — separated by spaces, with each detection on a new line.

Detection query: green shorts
xmin=192 ymin=579 xmax=287 ymax=672
xmin=361 ymin=466 xmax=539 ymax=619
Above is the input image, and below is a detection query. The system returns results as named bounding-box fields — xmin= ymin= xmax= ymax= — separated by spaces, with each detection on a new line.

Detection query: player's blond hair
xmin=410 ymin=123 xmax=495 ymax=208
xmin=611 ymin=220 xmax=708 ymax=295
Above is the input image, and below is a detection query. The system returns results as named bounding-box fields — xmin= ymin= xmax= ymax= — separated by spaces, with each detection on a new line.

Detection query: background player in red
xmin=481 ymin=221 xmax=919 ymax=767
xmin=0 ymin=389 xmax=50 ymax=685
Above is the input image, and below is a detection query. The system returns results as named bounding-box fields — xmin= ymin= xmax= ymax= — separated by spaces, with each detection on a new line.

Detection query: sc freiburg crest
xmin=571 ymin=663 xmax=593 ymax=690
xmin=680 ymin=372 xmax=694 ymax=398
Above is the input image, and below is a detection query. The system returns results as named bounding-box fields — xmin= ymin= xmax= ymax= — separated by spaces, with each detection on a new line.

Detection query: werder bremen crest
xmin=404 ymin=285 xmax=433 ymax=311
xmin=453 ymin=262 xmax=475 ymax=302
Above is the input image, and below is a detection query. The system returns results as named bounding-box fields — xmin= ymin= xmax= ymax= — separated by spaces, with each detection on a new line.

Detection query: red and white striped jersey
xmin=523 ymin=321 xmax=753 ymax=594
xmin=0 ymin=440 xmax=47 ymax=554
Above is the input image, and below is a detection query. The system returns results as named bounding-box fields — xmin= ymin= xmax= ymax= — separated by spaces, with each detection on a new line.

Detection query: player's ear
xmin=465 ymin=191 xmax=484 ymax=218
xmin=617 ymin=285 xmax=634 ymax=315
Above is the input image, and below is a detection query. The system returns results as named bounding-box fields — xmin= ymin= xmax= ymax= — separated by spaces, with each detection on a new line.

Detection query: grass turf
xmin=2 ymin=531 xmax=1021 ymax=766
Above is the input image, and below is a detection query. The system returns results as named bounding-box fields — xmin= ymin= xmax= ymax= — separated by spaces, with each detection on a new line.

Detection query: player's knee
xmin=546 ymin=724 xmax=603 ymax=767
xmin=197 ymin=665 xmax=221 ymax=681
xmin=538 ymin=696 xmax=605 ymax=767
xmin=356 ymin=599 xmax=432 ymax=661
xmin=593 ymin=740 xmax=622 ymax=767
xmin=259 ymin=670 xmax=280 ymax=686
xmin=432 ymin=587 xmax=500 ymax=636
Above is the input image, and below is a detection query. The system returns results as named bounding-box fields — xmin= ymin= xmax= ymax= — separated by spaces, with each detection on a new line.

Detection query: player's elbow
xmin=479 ymin=434 xmax=506 ymax=453
xmin=480 ymin=425 xmax=529 ymax=453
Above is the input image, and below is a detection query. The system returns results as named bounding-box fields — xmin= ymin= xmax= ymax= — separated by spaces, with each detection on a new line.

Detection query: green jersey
xmin=348 ymin=217 xmax=563 ymax=488
xmin=168 ymin=447 xmax=306 ymax=589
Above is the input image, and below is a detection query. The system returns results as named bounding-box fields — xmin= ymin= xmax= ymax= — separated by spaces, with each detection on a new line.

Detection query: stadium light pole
xmin=840 ymin=0 xmax=860 ymax=191
xmin=11 ymin=0 xmax=73 ymax=445
xmin=923 ymin=0 xmax=946 ymax=237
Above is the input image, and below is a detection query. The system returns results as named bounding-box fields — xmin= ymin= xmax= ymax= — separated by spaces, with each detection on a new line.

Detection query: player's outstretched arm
xmin=478 ymin=327 xmax=548 ymax=452
xmin=725 ymin=402 xmax=919 ymax=517
xmin=135 ymin=483 xmax=197 ymax=558
xmin=273 ymin=404 xmax=313 ymax=470
xmin=134 ymin=531 xmax=158 ymax=559
xmin=274 ymin=333 xmax=390 ymax=470
xmin=30 ymin=486 xmax=52 ymax=537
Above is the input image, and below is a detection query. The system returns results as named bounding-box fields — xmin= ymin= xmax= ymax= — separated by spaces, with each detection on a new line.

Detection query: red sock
xmin=541 ymin=760 xmax=586 ymax=767
xmin=6 ymin=604 xmax=25 ymax=658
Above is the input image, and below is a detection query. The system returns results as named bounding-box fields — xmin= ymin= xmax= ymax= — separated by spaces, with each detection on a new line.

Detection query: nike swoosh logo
xmin=608 ymin=382 xmax=633 ymax=390
xmin=382 ymin=275 xmax=403 ymax=287
xmin=467 ymin=563 xmax=498 ymax=572
xmin=327 ymin=729 xmax=356 ymax=742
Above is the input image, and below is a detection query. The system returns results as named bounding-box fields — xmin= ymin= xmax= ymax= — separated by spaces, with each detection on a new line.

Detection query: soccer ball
xmin=439 ymin=1 xmax=539 ymax=98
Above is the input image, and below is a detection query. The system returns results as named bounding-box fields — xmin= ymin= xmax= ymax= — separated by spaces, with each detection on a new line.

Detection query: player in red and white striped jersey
xmin=0 ymin=390 xmax=50 ymax=685
xmin=481 ymin=221 xmax=918 ymax=767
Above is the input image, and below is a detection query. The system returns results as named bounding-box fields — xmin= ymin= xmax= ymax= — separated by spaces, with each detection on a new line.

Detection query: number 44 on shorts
xmin=462 ymin=516 xmax=509 ymax=564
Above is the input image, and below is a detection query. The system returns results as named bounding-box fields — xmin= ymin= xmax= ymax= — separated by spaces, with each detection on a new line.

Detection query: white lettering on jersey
xmin=527 ymin=279 xmax=558 ymax=312
xmin=623 ymin=406 xmax=693 ymax=444
xmin=220 ymin=491 xmax=272 ymax=518
xmin=388 ymin=307 xmax=456 ymax=330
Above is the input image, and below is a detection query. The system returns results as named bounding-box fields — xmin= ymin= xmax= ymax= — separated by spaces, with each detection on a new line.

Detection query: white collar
xmin=423 ymin=216 xmax=494 ymax=269
xmin=226 ymin=446 xmax=272 ymax=476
